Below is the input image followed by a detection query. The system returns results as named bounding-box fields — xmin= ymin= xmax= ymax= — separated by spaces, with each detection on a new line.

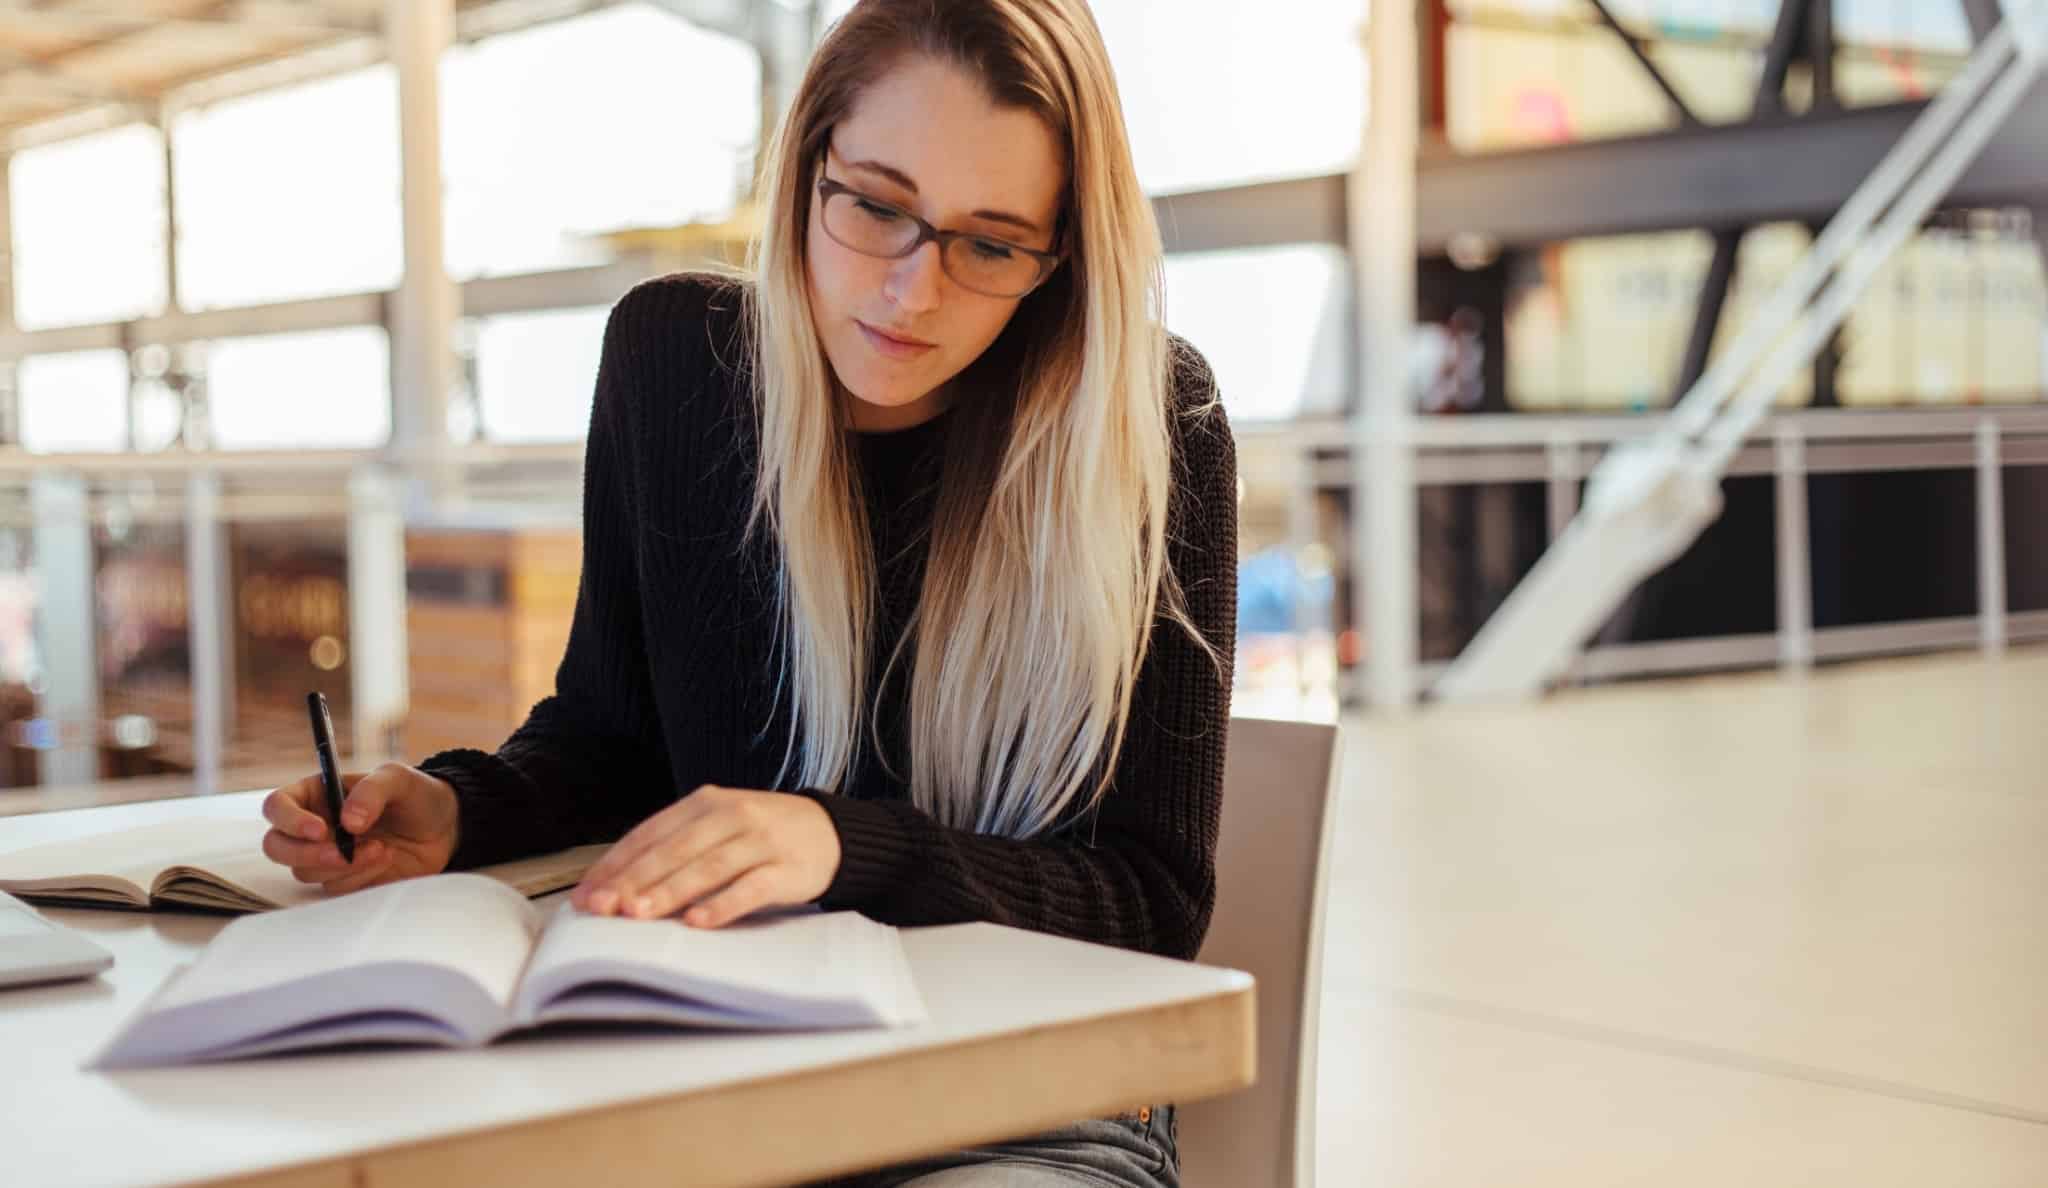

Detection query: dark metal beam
xmin=1413 ymin=87 xmax=2048 ymax=251
xmin=1676 ymin=229 xmax=1742 ymax=394
xmin=1585 ymin=0 xmax=1699 ymax=125
xmin=1153 ymin=175 xmax=1346 ymax=254
xmin=2031 ymin=204 xmax=2048 ymax=278
xmin=1807 ymin=0 xmax=1836 ymax=110
xmin=1960 ymin=0 xmax=2003 ymax=43
xmin=1670 ymin=0 xmax=1820 ymax=399
xmin=1756 ymin=0 xmax=1813 ymax=116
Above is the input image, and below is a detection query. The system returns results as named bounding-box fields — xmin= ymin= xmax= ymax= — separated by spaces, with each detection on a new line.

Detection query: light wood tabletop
xmin=0 ymin=794 xmax=1256 ymax=1188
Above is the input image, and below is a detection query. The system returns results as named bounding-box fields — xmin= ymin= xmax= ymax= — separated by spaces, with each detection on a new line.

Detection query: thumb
xmin=339 ymin=771 xmax=392 ymax=833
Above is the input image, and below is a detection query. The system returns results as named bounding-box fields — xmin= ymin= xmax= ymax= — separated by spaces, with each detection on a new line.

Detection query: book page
xmin=0 ymin=817 xmax=610 ymax=914
xmin=0 ymin=818 xmax=254 ymax=905
xmin=160 ymin=840 xmax=612 ymax=913
xmin=514 ymin=905 xmax=928 ymax=1028
xmin=93 ymin=876 xmax=547 ymax=1068
xmin=155 ymin=873 xmax=543 ymax=1012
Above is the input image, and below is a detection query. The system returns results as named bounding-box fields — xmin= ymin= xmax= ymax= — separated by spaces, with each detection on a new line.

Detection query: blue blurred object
xmin=1237 ymin=547 xmax=1334 ymax=637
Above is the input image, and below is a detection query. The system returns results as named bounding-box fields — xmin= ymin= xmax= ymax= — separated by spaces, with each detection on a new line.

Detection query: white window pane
xmin=173 ymin=67 xmax=402 ymax=310
xmin=1163 ymin=246 xmax=1352 ymax=422
xmin=474 ymin=307 xmax=608 ymax=442
xmin=1098 ymin=0 xmax=1362 ymax=194
xmin=19 ymin=350 xmax=130 ymax=453
xmin=11 ymin=126 xmax=166 ymax=330
xmin=443 ymin=4 xmax=759 ymax=279
xmin=206 ymin=328 xmax=390 ymax=449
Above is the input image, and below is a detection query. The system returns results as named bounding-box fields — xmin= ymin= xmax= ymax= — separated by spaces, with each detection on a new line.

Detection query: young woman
xmin=260 ymin=1 xmax=1237 ymax=1182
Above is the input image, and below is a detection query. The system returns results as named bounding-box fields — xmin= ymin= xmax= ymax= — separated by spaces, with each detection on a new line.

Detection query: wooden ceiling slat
xmin=0 ymin=0 xmax=511 ymax=140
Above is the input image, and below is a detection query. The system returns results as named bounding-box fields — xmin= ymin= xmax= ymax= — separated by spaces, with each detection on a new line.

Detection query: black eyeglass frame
xmin=813 ymin=170 xmax=1065 ymax=299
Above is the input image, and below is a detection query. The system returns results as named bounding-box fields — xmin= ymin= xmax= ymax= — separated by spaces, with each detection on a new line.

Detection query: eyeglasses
xmin=815 ymin=173 xmax=1062 ymax=299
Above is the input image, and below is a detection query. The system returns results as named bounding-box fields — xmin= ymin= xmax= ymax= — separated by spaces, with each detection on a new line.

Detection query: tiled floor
xmin=1314 ymin=647 xmax=2048 ymax=1185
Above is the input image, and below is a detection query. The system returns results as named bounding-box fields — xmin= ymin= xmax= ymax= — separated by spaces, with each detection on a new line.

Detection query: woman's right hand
xmin=259 ymin=763 xmax=461 ymax=895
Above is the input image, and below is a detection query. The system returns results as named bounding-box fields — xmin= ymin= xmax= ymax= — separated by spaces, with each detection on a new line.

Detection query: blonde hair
xmin=743 ymin=0 xmax=1218 ymax=838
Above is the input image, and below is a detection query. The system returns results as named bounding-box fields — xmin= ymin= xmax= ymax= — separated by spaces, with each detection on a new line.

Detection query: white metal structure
xmin=1437 ymin=0 xmax=2048 ymax=701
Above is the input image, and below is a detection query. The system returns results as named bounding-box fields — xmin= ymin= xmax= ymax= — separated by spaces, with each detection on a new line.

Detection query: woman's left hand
xmin=569 ymin=786 xmax=841 ymax=927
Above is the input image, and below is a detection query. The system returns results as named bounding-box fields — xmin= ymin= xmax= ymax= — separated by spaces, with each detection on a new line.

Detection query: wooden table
xmin=0 ymin=795 xmax=1255 ymax=1188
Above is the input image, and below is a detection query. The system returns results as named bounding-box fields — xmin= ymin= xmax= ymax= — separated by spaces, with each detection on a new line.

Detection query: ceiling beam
xmin=0 ymin=1 xmax=379 ymax=37
xmin=0 ymin=43 xmax=150 ymax=117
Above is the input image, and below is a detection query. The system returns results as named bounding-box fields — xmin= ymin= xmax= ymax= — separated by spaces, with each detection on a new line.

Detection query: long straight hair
xmin=743 ymin=0 xmax=1219 ymax=838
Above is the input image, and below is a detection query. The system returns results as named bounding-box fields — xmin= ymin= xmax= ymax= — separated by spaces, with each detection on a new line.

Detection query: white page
xmin=155 ymin=828 xmax=330 ymax=910
xmin=95 ymin=875 xmax=548 ymax=1068
xmin=0 ymin=817 xmax=259 ymax=898
xmin=154 ymin=874 xmax=541 ymax=1012
xmin=514 ymin=905 xmax=927 ymax=1027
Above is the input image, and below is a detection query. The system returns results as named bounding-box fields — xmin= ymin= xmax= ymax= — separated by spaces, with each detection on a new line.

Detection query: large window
xmin=172 ymin=67 xmax=403 ymax=310
xmin=1097 ymin=0 xmax=1363 ymax=194
xmin=10 ymin=125 xmax=167 ymax=330
xmin=472 ymin=307 xmax=609 ymax=442
xmin=204 ymin=328 xmax=390 ymax=450
xmin=442 ymin=3 xmax=760 ymax=280
xmin=1164 ymin=246 xmax=1352 ymax=422
xmin=18 ymin=350 xmax=130 ymax=453
xmin=829 ymin=0 xmax=1370 ymax=195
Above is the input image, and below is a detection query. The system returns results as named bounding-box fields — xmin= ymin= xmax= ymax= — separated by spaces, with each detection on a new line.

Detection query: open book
xmin=94 ymin=874 xmax=927 ymax=1068
xmin=0 ymin=817 xmax=607 ymax=914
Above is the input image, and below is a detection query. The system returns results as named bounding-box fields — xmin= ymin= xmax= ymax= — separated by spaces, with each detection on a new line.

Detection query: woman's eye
xmin=854 ymin=199 xmax=906 ymax=223
xmin=968 ymin=238 xmax=1017 ymax=262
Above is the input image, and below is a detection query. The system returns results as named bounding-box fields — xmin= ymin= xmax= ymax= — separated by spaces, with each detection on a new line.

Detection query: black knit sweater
xmin=419 ymin=272 xmax=1238 ymax=960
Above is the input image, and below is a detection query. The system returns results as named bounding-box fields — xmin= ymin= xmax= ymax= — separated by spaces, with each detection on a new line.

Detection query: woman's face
xmin=806 ymin=56 xmax=1066 ymax=433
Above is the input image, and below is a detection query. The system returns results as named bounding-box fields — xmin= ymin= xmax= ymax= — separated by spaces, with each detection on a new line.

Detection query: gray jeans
xmin=804 ymin=1105 xmax=1179 ymax=1188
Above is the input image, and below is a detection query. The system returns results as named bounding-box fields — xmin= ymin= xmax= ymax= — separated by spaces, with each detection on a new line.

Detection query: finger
xmin=578 ymin=792 xmax=714 ymax=904
xmin=262 ymin=826 xmax=340 ymax=870
xmin=602 ymin=810 xmax=749 ymax=915
xmin=321 ymin=853 xmax=394 ymax=896
xmin=626 ymin=835 xmax=768 ymax=920
xmin=583 ymin=791 xmax=711 ymax=884
xmin=286 ymin=838 xmax=383 ymax=885
xmin=680 ymin=865 xmax=786 ymax=929
xmin=335 ymin=770 xmax=391 ymax=835
xmin=262 ymin=780 xmax=331 ymax=842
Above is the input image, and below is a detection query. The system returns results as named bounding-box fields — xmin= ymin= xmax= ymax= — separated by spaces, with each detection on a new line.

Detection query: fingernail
xmin=343 ymin=810 xmax=365 ymax=829
xmin=632 ymin=896 xmax=654 ymax=918
xmin=299 ymin=820 xmax=322 ymax=840
xmin=592 ymin=890 xmax=616 ymax=914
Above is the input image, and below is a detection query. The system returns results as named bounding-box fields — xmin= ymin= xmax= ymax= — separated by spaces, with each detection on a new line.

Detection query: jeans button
xmin=1138 ymin=1106 xmax=1151 ymax=1124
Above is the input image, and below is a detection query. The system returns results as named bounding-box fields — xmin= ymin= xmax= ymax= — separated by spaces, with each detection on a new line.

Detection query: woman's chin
xmin=843 ymin=379 xmax=931 ymax=415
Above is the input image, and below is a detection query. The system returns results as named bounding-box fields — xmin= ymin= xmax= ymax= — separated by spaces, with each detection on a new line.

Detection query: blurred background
xmin=0 ymin=0 xmax=2038 ymax=808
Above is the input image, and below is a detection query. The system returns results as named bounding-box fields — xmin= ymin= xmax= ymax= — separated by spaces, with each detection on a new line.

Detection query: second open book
xmin=94 ymin=873 xmax=928 ymax=1069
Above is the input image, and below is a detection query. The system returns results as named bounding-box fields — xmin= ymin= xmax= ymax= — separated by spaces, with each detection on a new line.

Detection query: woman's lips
xmin=857 ymin=320 xmax=937 ymax=360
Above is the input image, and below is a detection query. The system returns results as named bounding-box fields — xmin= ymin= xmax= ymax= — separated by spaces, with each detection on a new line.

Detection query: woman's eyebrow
xmin=842 ymin=156 xmax=1044 ymax=235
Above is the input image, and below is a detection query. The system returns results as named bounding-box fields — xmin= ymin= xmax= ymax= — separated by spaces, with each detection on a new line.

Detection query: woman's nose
xmin=885 ymin=240 xmax=945 ymax=312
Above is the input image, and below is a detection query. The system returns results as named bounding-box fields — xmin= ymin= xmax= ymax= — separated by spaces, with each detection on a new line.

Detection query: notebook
xmin=0 ymin=817 xmax=607 ymax=914
xmin=93 ymin=873 xmax=927 ymax=1068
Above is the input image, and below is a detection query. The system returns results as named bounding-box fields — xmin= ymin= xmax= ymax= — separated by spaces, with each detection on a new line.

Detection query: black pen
xmin=306 ymin=692 xmax=353 ymax=863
